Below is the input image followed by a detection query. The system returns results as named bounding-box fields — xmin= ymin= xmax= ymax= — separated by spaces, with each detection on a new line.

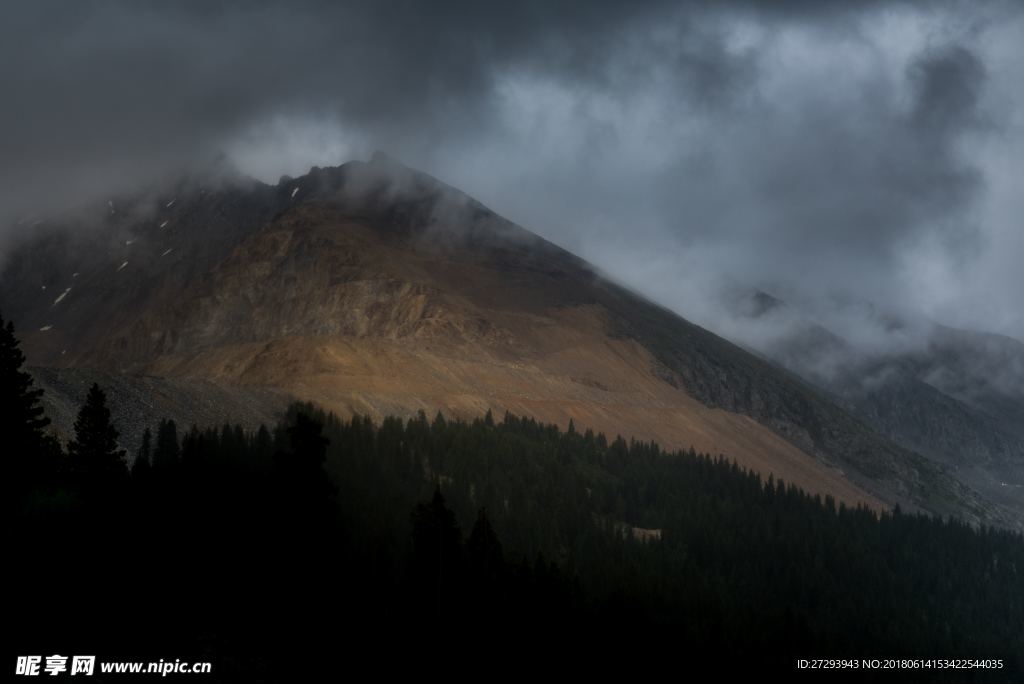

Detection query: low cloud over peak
xmin=2 ymin=0 xmax=1022 ymax=345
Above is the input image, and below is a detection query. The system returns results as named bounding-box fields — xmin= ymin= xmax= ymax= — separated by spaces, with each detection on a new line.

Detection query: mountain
xmin=730 ymin=292 xmax=1024 ymax=524
xmin=2 ymin=153 xmax=1016 ymax=527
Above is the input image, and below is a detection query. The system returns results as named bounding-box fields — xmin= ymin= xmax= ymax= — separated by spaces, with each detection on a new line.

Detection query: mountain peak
xmin=6 ymin=156 xmax=1019 ymax=529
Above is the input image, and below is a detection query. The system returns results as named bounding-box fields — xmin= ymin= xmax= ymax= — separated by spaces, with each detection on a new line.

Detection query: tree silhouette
xmin=153 ymin=419 xmax=180 ymax=470
xmin=411 ymin=487 xmax=463 ymax=619
xmin=275 ymin=412 xmax=335 ymax=504
xmin=467 ymin=507 xmax=504 ymax=577
xmin=466 ymin=507 xmax=505 ymax=615
xmin=132 ymin=427 xmax=152 ymax=480
xmin=1 ymin=313 xmax=52 ymax=491
xmin=68 ymin=383 xmax=127 ymax=487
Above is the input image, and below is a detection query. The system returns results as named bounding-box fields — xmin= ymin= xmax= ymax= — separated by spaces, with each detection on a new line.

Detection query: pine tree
xmin=411 ymin=487 xmax=464 ymax=619
xmin=1 ymin=313 xmax=52 ymax=484
xmin=153 ymin=419 xmax=180 ymax=469
xmin=275 ymin=413 xmax=334 ymax=503
xmin=68 ymin=383 xmax=127 ymax=486
xmin=253 ymin=424 xmax=273 ymax=465
xmin=467 ymin=507 xmax=504 ymax=581
xmin=132 ymin=427 xmax=152 ymax=479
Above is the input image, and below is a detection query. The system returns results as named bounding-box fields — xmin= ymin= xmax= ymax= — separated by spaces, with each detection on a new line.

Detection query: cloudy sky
xmin=2 ymin=0 xmax=1022 ymax=346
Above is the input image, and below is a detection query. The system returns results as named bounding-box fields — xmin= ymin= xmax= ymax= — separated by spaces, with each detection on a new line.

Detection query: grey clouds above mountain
xmin=1 ymin=0 xmax=1022 ymax=343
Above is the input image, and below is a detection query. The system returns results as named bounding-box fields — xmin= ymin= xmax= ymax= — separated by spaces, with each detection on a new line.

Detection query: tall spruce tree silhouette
xmin=153 ymin=419 xmax=180 ymax=470
xmin=465 ymin=507 xmax=505 ymax=616
xmin=132 ymin=427 xmax=152 ymax=480
xmin=411 ymin=487 xmax=463 ymax=620
xmin=68 ymin=383 xmax=127 ymax=489
xmin=467 ymin=508 xmax=504 ymax=577
xmin=1 ymin=313 xmax=52 ymax=492
xmin=275 ymin=412 xmax=335 ymax=505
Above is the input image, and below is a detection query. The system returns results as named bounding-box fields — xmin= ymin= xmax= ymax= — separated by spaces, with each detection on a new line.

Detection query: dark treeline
xmin=6 ymin=313 xmax=1024 ymax=679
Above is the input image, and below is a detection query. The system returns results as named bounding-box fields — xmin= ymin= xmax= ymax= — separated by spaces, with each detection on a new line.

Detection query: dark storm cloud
xmin=1 ymin=0 xmax=1022 ymax=343
xmin=0 ymin=1 xmax=688 ymax=219
xmin=910 ymin=45 xmax=986 ymax=132
xmin=0 ymin=4 xmax=671 ymax=166
xmin=671 ymin=41 xmax=988 ymax=282
xmin=0 ymin=0 xmax=912 ymax=212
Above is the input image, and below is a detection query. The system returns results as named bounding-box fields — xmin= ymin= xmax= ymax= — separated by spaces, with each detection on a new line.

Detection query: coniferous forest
xmin=5 ymin=313 xmax=1024 ymax=680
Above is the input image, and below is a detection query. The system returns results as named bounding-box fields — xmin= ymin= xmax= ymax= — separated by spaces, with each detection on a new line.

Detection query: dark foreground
xmin=5 ymin=320 xmax=1023 ymax=680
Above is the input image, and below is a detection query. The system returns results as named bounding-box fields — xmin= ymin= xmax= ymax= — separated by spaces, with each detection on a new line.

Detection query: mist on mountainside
xmin=3 ymin=1 xmax=1024 ymax=366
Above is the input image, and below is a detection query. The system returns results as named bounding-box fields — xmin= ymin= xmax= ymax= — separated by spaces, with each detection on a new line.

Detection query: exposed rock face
xmin=4 ymin=155 xmax=1019 ymax=527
